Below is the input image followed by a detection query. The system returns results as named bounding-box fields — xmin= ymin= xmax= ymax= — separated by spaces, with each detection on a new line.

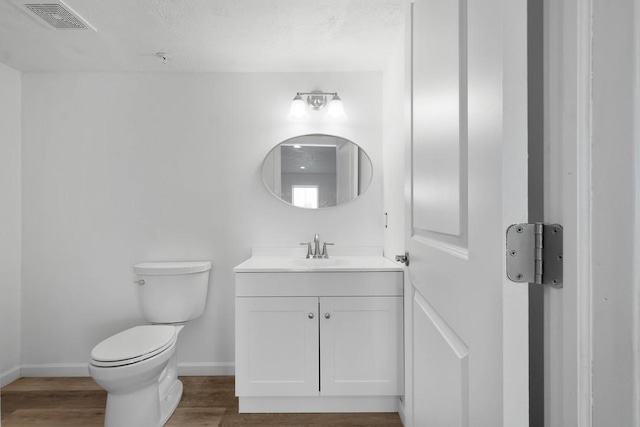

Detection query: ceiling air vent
xmin=13 ymin=0 xmax=96 ymax=31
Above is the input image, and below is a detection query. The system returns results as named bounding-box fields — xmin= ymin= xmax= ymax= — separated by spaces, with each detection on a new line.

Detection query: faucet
xmin=313 ymin=234 xmax=321 ymax=258
xmin=300 ymin=234 xmax=334 ymax=259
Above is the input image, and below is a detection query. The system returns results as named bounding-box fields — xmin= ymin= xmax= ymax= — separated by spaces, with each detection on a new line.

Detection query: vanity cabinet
xmin=234 ymin=268 xmax=404 ymax=413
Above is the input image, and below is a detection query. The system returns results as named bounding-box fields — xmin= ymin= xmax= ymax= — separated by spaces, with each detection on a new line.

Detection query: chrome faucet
xmin=313 ymin=234 xmax=321 ymax=258
xmin=300 ymin=234 xmax=334 ymax=259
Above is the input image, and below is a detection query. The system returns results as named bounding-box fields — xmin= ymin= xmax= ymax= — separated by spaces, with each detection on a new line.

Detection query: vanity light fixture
xmin=287 ymin=91 xmax=347 ymax=122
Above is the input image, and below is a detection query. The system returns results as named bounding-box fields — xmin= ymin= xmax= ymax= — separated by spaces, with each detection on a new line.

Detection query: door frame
xmin=544 ymin=0 xmax=593 ymax=425
xmin=545 ymin=0 xmax=640 ymax=425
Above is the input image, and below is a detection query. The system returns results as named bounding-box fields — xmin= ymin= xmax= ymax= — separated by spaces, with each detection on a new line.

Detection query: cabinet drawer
xmin=236 ymin=271 xmax=403 ymax=297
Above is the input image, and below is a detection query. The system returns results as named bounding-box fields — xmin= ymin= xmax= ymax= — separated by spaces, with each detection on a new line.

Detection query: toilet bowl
xmin=89 ymin=325 xmax=183 ymax=427
xmin=89 ymin=261 xmax=211 ymax=427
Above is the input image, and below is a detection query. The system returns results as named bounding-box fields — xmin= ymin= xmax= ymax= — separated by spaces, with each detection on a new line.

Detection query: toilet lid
xmin=133 ymin=261 xmax=211 ymax=276
xmin=91 ymin=325 xmax=176 ymax=363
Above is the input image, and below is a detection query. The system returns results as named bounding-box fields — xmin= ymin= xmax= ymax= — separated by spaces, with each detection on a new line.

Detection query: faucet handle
xmin=321 ymin=242 xmax=334 ymax=258
xmin=300 ymin=242 xmax=313 ymax=259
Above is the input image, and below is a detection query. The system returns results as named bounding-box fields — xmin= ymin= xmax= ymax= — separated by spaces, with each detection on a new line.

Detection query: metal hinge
xmin=506 ymin=223 xmax=563 ymax=288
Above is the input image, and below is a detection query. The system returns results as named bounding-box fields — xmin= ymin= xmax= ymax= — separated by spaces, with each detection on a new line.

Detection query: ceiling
xmin=281 ymin=146 xmax=337 ymax=174
xmin=0 ymin=0 xmax=404 ymax=73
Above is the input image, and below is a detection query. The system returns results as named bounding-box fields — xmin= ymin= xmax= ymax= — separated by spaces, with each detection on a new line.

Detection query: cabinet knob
xmin=324 ymin=313 xmax=331 ymax=319
xmin=308 ymin=313 xmax=315 ymax=319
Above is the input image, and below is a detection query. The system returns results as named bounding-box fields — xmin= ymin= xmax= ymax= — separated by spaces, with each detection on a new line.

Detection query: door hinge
xmin=506 ymin=223 xmax=563 ymax=288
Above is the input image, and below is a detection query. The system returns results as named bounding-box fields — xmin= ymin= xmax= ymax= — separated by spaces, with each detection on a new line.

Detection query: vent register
xmin=13 ymin=1 xmax=96 ymax=30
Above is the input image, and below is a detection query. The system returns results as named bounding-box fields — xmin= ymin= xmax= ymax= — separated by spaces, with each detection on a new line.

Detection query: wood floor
xmin=1 ymin=377 xmax=403 ymax=426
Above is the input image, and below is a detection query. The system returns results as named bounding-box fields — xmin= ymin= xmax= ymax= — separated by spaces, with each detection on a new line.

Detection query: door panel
xmin=412 ymin=0 xmax=468 ymax=245
xmin=413 ymin=291 xmax=469 ymax=427
xmin=405 ymin=0 xmax=529 ymax=425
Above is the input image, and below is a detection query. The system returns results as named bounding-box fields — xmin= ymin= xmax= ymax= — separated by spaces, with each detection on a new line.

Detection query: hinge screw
xmin=509 ymin=250 xmax=517 ymax=257
xmin=516 ymin=273 xmax=524 ymax=280
xmin=516 ymin=226 xmax=524 ymax=233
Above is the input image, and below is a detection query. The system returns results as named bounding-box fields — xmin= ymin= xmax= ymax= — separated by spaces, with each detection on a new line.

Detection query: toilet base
xmin=104 ymin=379 xmax=162 ymax=427
xmin=103 ymin=377 xmax=183 ymax=427
xmin=95 ymin=326 xmax=185 ymax=427
xmin=160 ymin=379 xmax=183 ymax=425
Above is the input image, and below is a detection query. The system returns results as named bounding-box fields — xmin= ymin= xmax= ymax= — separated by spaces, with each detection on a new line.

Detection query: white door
xmin=404 ymin=0 xmax=529 ymax=426
xmin=235 ymin=297 xmax=319 ymax=396
xmin=319 ymin=296 xmax=403 ymax=396
xmin=336 ymin=142 xmax=358 ymax=204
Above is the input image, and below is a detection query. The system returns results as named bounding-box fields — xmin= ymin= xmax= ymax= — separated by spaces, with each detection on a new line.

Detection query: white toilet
xmin=89 ymin=261 xmax=211 ymax=427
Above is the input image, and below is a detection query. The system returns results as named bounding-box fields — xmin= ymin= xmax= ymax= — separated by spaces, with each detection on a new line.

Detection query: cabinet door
xmin=235 ymin=297 xmax=319 ymax=396
xmin=320 ymin=296 xmax=403 ymax=396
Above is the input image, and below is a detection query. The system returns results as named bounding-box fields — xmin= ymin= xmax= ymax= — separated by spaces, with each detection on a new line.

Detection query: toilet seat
xmin=90 ymin=325 xmax=177 ymax=368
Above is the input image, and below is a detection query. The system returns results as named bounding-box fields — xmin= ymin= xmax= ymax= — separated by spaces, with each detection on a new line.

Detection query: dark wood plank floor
xmin=1 ymin=377 xmax=403 ymax=426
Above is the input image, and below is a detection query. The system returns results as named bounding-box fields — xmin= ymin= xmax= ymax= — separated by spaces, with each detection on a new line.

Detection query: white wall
xmin=382 ymin=33 xmax=406 ymax=259
xmin=0 ymin=62 xmax=22 ymax=386
xmin=381 ymin=29 xmax=406 ymax=424
xmin=20 ymin=72 xmax=383 ymax=375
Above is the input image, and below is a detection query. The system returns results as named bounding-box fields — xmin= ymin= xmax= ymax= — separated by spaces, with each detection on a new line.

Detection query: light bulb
xmin=287 ymin=94 xmax=308 ymax=121
xmin=326 ymin=94 xmax=347 ymax=121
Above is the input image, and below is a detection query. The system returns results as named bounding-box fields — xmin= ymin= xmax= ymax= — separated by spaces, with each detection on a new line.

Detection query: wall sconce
xmin=287 ymin=91 xmax=347 ymax=122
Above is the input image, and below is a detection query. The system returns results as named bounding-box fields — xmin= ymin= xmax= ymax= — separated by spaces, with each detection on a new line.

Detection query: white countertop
xmin=234 ymin=247 xmax=404 ymax=273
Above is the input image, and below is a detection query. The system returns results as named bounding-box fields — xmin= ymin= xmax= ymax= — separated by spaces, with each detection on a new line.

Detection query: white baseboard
xmin=0 ymin=366 xmax=21 ymax=387
xmin=177 ymin=362 xmax=235 ymax=376
xmin=21 ymin=363 xmax=89 ymax=378
xmin=397 ymin=396 xmax=406 ymax=426
xmin=239 ymin=396 xmax=400 ymax=413
xmin=9 ymin=361 xmax=235 ymax=380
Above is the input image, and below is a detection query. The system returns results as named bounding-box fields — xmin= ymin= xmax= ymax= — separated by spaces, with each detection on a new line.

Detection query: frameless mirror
xmin=262 ymin=134 xmax=373 ymax=209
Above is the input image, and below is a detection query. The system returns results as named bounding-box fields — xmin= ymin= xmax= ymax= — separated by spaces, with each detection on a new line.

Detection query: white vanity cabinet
xmin=234 ymin=262 xmax=404 ymax=414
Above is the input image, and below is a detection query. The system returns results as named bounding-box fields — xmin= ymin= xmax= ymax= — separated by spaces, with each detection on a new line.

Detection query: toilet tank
xmin=133 ymin=261 xmax=211 ymax=324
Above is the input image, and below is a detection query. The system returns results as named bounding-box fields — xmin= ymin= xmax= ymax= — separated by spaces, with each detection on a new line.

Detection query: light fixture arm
xmin=295 ymin=92 xmax=338 ymax=97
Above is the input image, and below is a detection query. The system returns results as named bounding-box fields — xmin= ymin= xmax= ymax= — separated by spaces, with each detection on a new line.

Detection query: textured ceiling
xmin=0 ymin=0 xmax=404 ymax=72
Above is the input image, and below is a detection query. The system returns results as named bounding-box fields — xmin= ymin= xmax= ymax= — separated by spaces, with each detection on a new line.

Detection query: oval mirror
xmin=262 ymin=134 xmax=373 ymax=209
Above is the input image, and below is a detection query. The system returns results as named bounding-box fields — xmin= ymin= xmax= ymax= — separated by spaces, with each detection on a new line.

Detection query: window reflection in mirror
xmin=262 ymin=134 xmax=373 ymax=209
xmin=292 ymin=185 xmax=319 ymax=208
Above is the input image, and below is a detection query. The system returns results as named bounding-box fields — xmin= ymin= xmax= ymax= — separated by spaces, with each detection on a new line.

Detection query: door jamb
xmin=544 ymin=0 xmax=593 ymax=425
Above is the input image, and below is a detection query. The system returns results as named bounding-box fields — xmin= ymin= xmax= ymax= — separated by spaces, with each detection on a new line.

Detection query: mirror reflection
xmin=262 ymin=134 xmax=373 ymax=209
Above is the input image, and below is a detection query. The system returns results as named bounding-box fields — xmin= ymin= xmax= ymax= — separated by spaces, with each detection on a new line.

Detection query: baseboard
xmin=21 ymin=363 xmax=89 ymax=378
xmin=178 ymin=362 xmax=235 ymax=376
xmin=11 ymin=361 xmax=235 ymax=380
xmin=397 ymin=396 xmax=406 ymax=426
xmin=239 ymin=396 xmax=400 ymax=413
xmin=0 ymin=366 xmax=21 ymax=387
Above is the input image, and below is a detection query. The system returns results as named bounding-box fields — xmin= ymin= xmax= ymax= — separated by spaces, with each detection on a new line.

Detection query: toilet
xmin=89 ymin=261 xmax=211 ymax=427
